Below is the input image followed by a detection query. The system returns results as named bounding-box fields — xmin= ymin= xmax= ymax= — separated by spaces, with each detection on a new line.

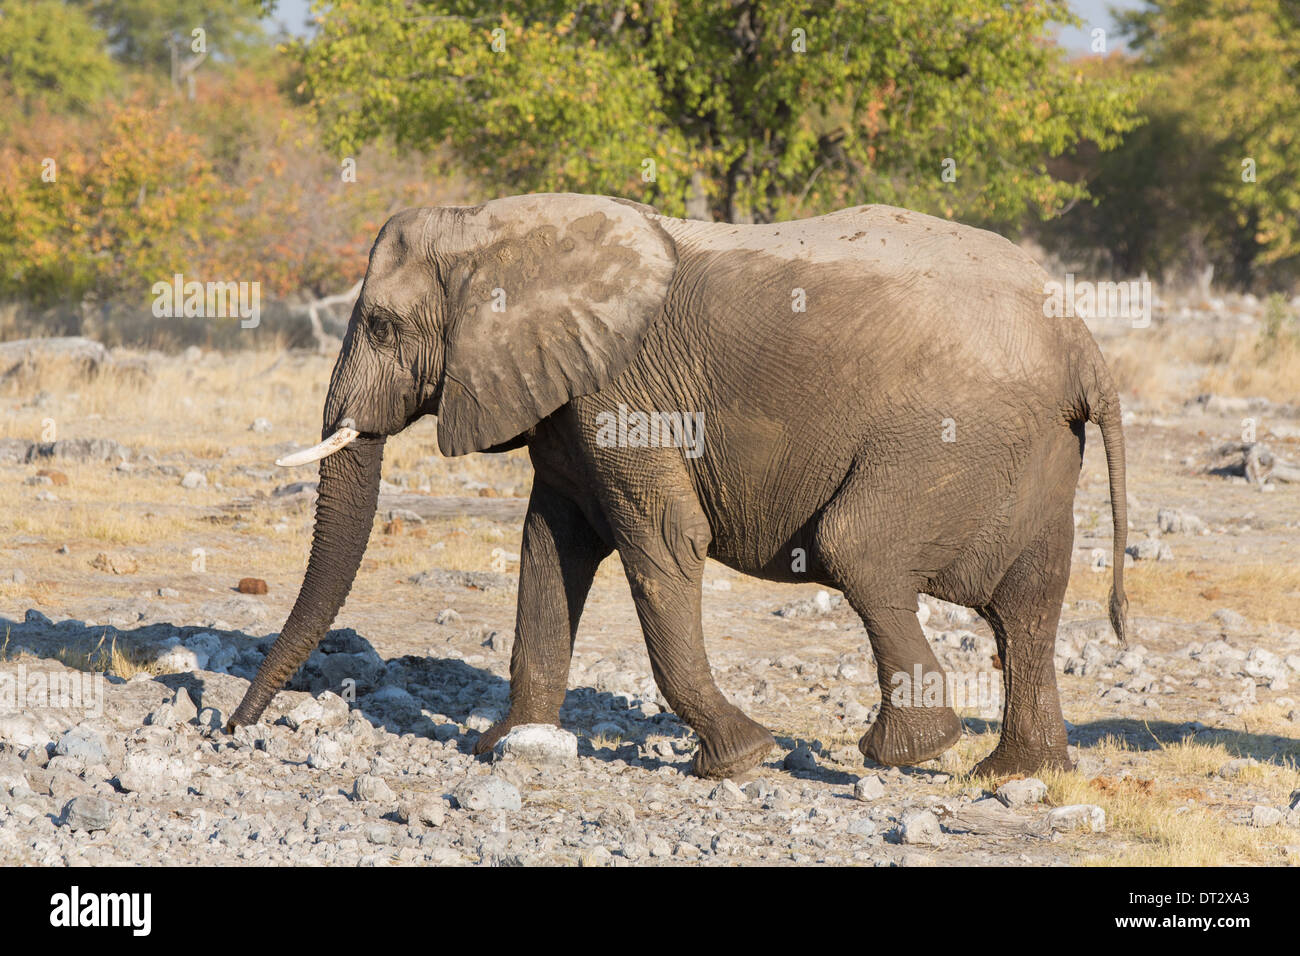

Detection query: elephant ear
xmin=434 ymin=194 xmax=677 ymax=456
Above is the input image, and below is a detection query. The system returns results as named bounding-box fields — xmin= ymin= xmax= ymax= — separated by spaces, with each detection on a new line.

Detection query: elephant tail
xmin=1080 ymin=346 xmax=1129 ymax=645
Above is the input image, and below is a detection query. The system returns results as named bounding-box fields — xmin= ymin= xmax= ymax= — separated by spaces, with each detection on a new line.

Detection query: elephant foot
xmin=471 ymin=713 xmax=556 ymax=757
xmin=692 ymin=713 xmax=776 ymax=780
xmin=971 ymin=737 xmax=1072 ymax=780
xmin=859 ymin=704 xmax=961 ymax=767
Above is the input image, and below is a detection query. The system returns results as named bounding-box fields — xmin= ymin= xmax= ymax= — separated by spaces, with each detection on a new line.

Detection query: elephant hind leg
xmin=815 ymin=478 xmax=961 ymax=767
xmin=972 ymin=508 xmax=1074 ymax=778
xmin=850 ymin=602 xmax=963 ymax=766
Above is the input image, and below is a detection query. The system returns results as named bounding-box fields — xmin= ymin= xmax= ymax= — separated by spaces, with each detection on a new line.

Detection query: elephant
xmin=228 ymin=192 xmax=1128 ymax=780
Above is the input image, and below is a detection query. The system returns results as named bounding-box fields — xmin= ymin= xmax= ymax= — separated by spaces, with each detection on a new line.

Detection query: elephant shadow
xmin=962 ymin=714 xmax=1300 ymax=769
xmin=14 ymin=613 xmax=1288 ymax=778
xmin=0 ymin=613 xmax=696 ymax=768
xmin=769 ymin=734 xmax=864 ymax=786
xmin=380 ymin=649 xmax=697 ymax=765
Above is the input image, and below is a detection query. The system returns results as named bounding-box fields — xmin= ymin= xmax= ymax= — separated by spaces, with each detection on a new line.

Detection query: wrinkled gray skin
xmin=230 ymin=193 xmax=1128 ymax=779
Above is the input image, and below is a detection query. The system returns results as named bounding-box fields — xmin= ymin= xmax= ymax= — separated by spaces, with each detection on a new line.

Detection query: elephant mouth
xmin=275 ymin=423 xmax=360 ymax=467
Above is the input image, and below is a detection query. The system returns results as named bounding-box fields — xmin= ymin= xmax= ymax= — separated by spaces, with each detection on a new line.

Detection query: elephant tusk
xmin=275 ymin=426 xmax=360 ymax=467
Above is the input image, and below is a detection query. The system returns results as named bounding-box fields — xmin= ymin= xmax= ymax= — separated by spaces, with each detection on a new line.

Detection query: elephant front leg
xmin=473 ymin=483 xmax=610 ymax=755
xmin=618 ymin=495 xmax=775 ymax=779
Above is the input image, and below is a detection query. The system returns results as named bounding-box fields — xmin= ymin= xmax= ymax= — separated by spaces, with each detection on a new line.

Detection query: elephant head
xmin=227 ymin=194 xmax=678 ymax=729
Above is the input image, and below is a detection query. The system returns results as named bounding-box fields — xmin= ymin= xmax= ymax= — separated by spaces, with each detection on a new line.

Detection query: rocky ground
xmin=1 ymin=296 xmax=1299 ymax=866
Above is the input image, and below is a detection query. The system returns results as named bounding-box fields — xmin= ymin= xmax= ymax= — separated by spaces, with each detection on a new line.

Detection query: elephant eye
xmin=369 ymin=315 xmax=393 ymax=343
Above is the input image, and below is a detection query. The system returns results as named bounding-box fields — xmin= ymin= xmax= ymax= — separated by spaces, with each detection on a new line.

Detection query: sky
xmin=1056 ymin=0 xmax=1143 ymax=52
xmin=267 ymin=0 xmax=1145 ymax=53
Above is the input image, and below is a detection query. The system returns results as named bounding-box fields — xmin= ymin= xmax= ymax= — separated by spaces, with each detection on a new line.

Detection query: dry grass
xmin=0 ymin=349 xmax=541 ymax=612
xmin=1199 ymin=297 xmax=1300 ymax=399
xmin=6 ymin=503 xmax=198 ymax=548
xmin=770 ymin=716 xmax=1299 ymax=865
xmin=1066 ymin=560 xmax=1300 ymax=630
xmin=1105 ymin=342 xmax=1185 ymax=408
xmin=1 ymin=350 xmax=326 ymax=456
xmin=3 ymin=623 xmax=159 ymax=678
xmin=45 ymin=632 xmax=159 ymax=679
xmin=0 ymin=577 xmax=55 ymax=608
xmin=953 ymin=731 xmax=1300 ymax=865
xmin=382 ymin=416 xmax=533 ymax=496
xmin=1236 ymin=701 xmax=1300 ymax=740
xmin=366 ymin=517 xmax=511 ymax=573
xmin=1100 ymin=295 xmax=1300 ymax=407
xmin=2 ymin=350 xmax=534 ymax=502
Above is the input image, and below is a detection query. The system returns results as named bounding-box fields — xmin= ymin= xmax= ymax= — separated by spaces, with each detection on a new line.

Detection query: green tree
xmin=1036 ymin=62 xmax=1253 ymax=285
xmin=72 ymin=0 xmax=267 ymax=73
xmin=291 ymin=0 xmax=1139 ymax=223
xmin=1116 ymin=0 xmax=1300 ymax=272
xmin=0 ymin=100 xmax=227 ymax=308
xmin=0 ymin=0 xmax=118 ymax=115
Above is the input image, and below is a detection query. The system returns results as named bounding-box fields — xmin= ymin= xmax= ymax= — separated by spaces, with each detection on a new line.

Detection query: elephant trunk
xmin=227 ymin=434 xmax=386 ymax=729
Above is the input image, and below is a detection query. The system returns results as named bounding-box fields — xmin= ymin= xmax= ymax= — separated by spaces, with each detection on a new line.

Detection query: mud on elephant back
xmin=228 ymin=192 xmax=1129 ymax=782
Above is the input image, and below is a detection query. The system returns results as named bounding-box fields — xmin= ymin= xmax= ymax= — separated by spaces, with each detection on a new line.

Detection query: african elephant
xmin=229 ymin=193 xmax=1128 ymax=779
